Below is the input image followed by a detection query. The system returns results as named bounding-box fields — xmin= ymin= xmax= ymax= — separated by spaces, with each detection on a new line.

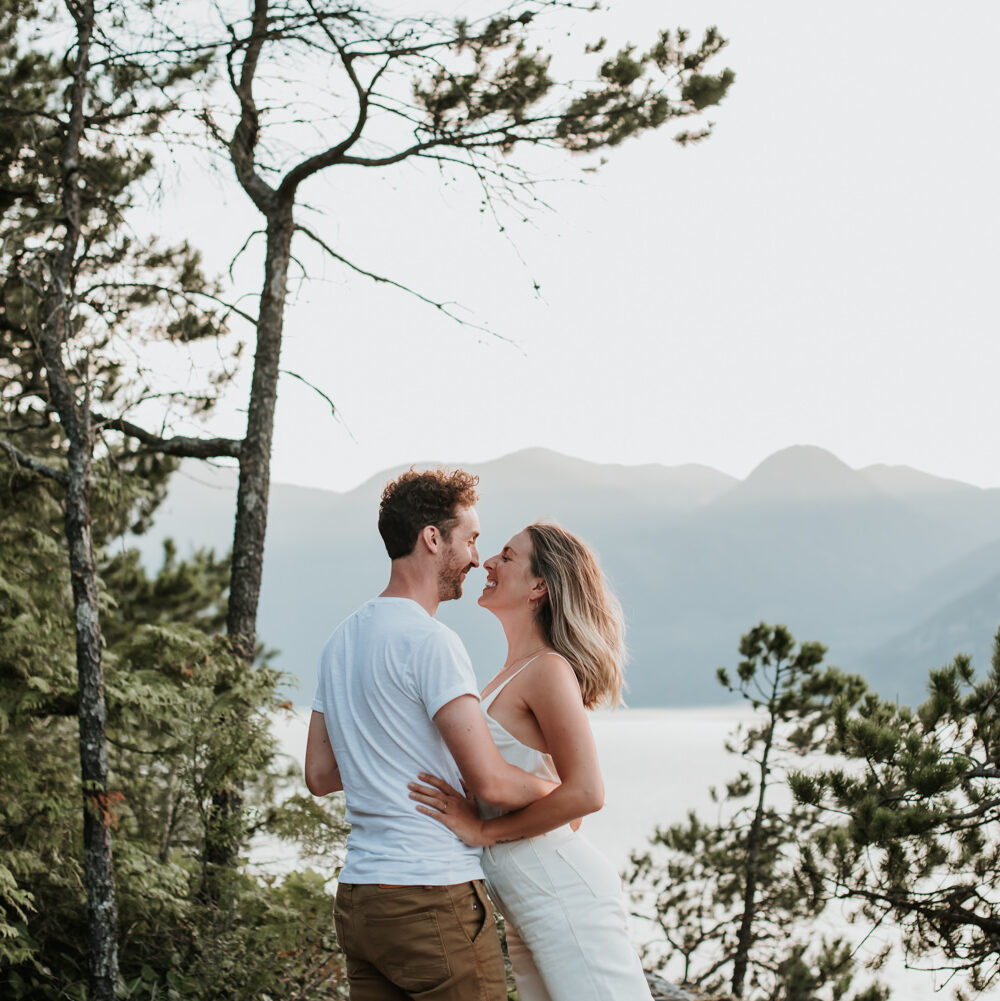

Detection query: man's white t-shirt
xmin=311 ymin=596 xmax=484 ymax=885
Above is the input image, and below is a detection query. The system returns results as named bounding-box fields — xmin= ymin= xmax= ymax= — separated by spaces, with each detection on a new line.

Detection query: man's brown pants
xmin=334 ymin=880 xmax=507 ymax=1000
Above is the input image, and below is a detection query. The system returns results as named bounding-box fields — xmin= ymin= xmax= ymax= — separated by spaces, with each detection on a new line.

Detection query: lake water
xmin=267 ymin=707 xmax=967 ymax=1000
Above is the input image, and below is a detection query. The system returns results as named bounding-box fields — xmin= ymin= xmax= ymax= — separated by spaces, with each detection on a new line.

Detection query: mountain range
xmin=131 ymin=446 xmax=1000 ymax=707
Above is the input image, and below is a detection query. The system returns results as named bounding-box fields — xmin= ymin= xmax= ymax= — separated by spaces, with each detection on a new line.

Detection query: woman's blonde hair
xmin=526 ymin=522 xmax=626 ymax=709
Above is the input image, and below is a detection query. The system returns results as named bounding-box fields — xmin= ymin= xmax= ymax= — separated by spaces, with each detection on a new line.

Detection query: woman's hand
xmin=408 ymin=772 xmax=491 ymax=847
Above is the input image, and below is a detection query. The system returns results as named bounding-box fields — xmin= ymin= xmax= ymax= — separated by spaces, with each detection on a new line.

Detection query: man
xmin=305 ymin=468 xmax=552 ymax=1000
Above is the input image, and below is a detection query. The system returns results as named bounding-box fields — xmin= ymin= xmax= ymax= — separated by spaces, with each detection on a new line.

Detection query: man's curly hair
xmin=378 ymin=468 xmax=479 ymax=559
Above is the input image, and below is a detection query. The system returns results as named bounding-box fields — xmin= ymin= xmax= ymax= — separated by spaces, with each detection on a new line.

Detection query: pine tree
xmin=0 ymin=2 xmax=235 ymax=993
xmin=0 ymin=464 xmax=349 ymax=999
xmin=108 ymin=0 xmax=736 ymax=882
xmin=791 ymin=628 xmax=1000 ymax=998
xmin=627 ymin=624 xmax=885 ymax=1001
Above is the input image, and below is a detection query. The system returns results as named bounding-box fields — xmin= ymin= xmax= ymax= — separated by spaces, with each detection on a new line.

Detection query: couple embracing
xmin=305 ymin=468 xmax=652 ymax=1001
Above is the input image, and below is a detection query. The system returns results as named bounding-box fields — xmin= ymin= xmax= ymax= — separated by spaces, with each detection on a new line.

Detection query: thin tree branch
xmin=276 ymin=1 xmax=371 ymax=196
xmin=93 ymin=415 xmax=242 ymax=459
xmin=79 ymin=281 xmax=259 ymax=327
xmin=227 ymin=0 xmax=277 ymax=213
xmin=294 ymin=223 xmax=514 ymax=343
xmin=279 ymin=369 xmax=357 ymax=443
xmin=0 ymin=437 xmax=69 ymax=484
xmin=966 ymin=765 xmax=1000 ymax=780
xmin=229 ymin=228 xmax=266 ymax=280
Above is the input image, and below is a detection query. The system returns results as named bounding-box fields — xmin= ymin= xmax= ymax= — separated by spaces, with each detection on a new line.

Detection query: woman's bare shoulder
xmin=522 ymin=651 xmax=582 ymax=698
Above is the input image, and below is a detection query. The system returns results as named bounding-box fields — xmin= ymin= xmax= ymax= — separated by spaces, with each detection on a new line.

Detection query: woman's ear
xmin=530 ymin=578 xmax=548 ymax=602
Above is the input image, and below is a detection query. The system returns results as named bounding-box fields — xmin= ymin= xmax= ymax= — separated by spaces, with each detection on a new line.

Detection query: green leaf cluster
xmin=0 ymin=464 xmax=348 ymax=999
xmin=406 ymin=13 xmax=734 ymax=156
xmin=0 ymin=2 xmax=240 ymax=475
xmin=793 ymin=631 xmax=1000 ymax=996
xmin=556 ymin=27 xmax=735 ymax=152
xmin=627 ymin=624 xmax=884 ymax=1001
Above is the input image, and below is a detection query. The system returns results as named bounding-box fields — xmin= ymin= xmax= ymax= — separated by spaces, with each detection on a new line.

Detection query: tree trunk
xmin=227 ymin=204 xmax=294 ymax=646
xmin=730 ymin=710 xmax=778 ymax=998
xmin=66 ymin=437 xmax=120 ymax=1001
xmin=203 ymin=202 xmax=294 ymax=880
xmin=40 ymin=3 xmax=120 ymax=997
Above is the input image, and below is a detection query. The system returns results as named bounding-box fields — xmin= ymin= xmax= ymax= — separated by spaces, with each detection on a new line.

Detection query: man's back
xmin=312 ymin=596 xmax=483 ymax=884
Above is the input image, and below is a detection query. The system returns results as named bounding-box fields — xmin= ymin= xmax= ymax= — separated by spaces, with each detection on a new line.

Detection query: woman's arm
xmin=410 ymin=655 xmax=603 ymax=845
xmin=434 ymin=694 xmax=558 ymax=810
xmin=304 ymin=710 xmax=344 ymax=795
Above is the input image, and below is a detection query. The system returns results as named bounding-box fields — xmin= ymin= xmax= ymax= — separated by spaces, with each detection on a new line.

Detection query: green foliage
xmin=170 ymin=868 xmax=346 ymax=1001
xmin=627 ymin=624 xmax=882 ymax=1000
xmin=0 ymin=2 xmax=239 ymax=487
xmin=217 ymin=3 xmax=732 ymax=186
xmin=555 ymin=26 xmax=734 ymax=151
xmin=0 ymin=465 xmax=348 ymax=999
xmin=1 ymin=2 xmax=737 ymax=995
xmin=629 ymin=803 xmax=824 ymax=992
xmin=793 ymin=629 xmax=1000 ymax=996
xmin=0 ymin=1 xmax=61 ymax=225
xmin=774 ymin=939 xmax=889 ymax=1001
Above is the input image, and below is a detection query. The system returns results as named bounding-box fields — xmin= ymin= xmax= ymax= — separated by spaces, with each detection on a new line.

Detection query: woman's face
xmin=479 ymin=528 xmax=545 ymax=614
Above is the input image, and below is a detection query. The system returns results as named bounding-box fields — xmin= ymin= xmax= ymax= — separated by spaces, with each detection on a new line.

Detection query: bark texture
xmin=204 ymin=205 xmax=293 ymax=876
xmin=36 ymin=3 xmax=120 ymax=997
xmin=30 ymin=0 xmax=121 ymax=992
xmin=66 ymin=438 xmax=120 ymax=1001
xmin=730 ymin=711 xmax=776 ymax=998
xmin=226 ymin=206 xmax=293 ymax=650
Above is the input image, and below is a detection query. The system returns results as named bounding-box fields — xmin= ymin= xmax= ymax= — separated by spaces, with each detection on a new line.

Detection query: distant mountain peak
xmin=751 ymin=443 xmax=852 ymax=474
xmin=151 ymin=442 xmax=1000 ymax=709
xmin=727 ymin=445 xmax=876 ymax=505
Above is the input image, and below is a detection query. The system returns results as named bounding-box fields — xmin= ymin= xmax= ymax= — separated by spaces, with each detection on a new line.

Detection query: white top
xmin=311 ymin=596 xmax=484 ymax=884
xmin=479 ymin=656 xmax=560 ymax=821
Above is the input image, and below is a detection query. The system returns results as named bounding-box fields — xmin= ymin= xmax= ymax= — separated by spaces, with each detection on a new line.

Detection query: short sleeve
xmin=410 ymin=627 xmax=479 ymax=719
xmin=311 ymin=650 xmax=327 ymax=714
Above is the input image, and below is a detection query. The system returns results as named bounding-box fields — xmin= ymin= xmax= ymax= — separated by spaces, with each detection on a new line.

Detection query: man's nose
xmin=470 ymin=546 xmax=480 ymax=567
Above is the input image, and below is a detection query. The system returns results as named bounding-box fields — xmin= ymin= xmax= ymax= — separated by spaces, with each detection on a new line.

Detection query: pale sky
xmin=143 ymin=1 xmax=1000 ymax=491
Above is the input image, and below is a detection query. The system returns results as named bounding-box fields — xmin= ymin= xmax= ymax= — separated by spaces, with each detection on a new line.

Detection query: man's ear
xmin=418 ymin=524 xmax=440 ymax=554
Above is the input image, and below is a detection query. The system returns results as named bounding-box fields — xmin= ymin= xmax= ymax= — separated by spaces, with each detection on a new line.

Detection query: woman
xmin=408 ymin=522 xmax=652 ymax=1001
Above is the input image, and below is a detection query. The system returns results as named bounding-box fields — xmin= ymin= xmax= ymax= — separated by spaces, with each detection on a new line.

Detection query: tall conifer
xmin=792 ymin=628 xmax=1000 ymax=997
xmin=627 ymin=624 xmax=885 ymax=1001
xmin=1 ymin=2 xmax=233 ymax=993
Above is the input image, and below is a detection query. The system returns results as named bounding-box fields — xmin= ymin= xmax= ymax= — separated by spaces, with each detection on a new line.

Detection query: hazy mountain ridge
xmin=858 ymin=571 xmax=1000 ymax=700
xmin=133 ymin=446 xmax=1000 ymax=706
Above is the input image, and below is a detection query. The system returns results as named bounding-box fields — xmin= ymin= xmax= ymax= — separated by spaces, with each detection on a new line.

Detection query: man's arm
xmin=433 ymin=695 xmax=556 ymax=811
xmin=304 ymin=710 xmax=343 ymax=796
xmin=412 ymin=654 xmax=602 ymax=845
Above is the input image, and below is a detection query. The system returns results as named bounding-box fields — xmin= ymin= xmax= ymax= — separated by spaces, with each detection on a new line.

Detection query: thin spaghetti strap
xmin=543 ymin=650 xmax=572 ymax=668
xmin=481 ymin=651 xmax=550 ymax=706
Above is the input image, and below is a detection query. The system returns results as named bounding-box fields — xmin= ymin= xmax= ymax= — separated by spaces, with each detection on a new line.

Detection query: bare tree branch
xmin=227 ymin=0 xmax=278 ymax=212
xmin=280 ymin=369 xmax=357 ymax=442
xmin=0 ymin=437 xmax=68 ymax=484
xmin=79 ymin=281 xmax=259 ymax=328
xmin=94 ymin=415 xmax=241 ymax=459
xmin=294 ymin=223 xmax=512 ymax=343
xmin=276 ymin=0 xmax=372 ymax=196
xmin=229 ymin=228 xmax=266 ymax=280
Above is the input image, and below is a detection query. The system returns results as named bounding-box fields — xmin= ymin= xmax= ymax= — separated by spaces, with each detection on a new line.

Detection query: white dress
xmin=479 ymin=658 xmax=653 ymax=1001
